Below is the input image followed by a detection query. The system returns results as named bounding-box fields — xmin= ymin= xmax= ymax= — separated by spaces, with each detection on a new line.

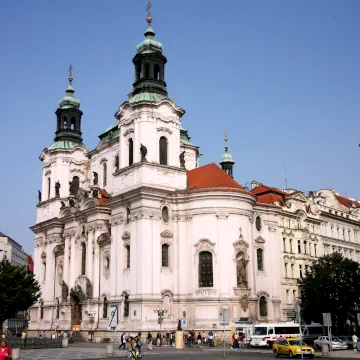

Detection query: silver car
xmin=314 ymin=336 xmax=348 ymax=350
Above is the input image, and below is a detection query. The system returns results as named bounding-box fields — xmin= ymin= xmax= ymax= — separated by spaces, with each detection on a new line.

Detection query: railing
xmin=7 ymin=338 xmax=63 ymax=349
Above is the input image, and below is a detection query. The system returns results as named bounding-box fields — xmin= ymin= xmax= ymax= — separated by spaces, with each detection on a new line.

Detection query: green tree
xmin=300 ymin=253 xmax=360 ymax=333
xmin=0 ymin=259 xmax=41 ymax=326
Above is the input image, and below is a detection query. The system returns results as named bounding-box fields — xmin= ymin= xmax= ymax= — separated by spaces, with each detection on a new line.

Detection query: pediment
xmin=287 ymin=192 xmax=308 ymax=203
xmin=122 ymin=231 xmax=131 ymax=240
xmin=255 ymin=236 xmax=265 ymax=244
xmin=160 ymin=230 xmax=173 ymax=238
xmin=233 ymin=239 xmax=249 ymax=249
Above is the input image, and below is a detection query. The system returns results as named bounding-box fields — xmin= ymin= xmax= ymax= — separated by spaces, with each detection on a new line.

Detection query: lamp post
xmin=88 ymin=311 xmax=96 ymax=343
xmin=154 ymin=308 xmax=167 ymax=346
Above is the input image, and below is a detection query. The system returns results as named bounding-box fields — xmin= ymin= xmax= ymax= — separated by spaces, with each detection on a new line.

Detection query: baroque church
xmin=29 ymin=10 xmax=360 ymax=338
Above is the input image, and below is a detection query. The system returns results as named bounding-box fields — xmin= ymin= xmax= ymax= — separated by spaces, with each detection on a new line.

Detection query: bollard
xmin=62 ymin=338 xmax=69 ymax=348
xmin=322 ymin=344 xmax=329 ymax=356
xmin=175 ymin=331 xmax=183 ymax=349
xmin=12 ymin=348 xmax=20 ymax=360
xmin=106 ymin=344 xmax=114 ymax=358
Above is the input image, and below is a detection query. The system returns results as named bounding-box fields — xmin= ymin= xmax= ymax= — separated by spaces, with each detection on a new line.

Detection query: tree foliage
xmin=300 ymin=253 xmax=360 ymax=331
xmin=0 ymin=259 xmax=41 ymax=326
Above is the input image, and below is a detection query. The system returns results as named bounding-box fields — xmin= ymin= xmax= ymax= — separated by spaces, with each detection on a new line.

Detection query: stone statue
xmin=61 ymin=281 xmax=69 ymax=301
xmin=93 ymin=172 xmax=98 ymax=185
xmin=69 ymin=181 xmax=75 ymax=196
xmin=61 ymin=201 xmax=66 ymax=208
xmin=140 ymin=143 xmax=147 ymax=162
xmin=86 ymin=278 xmax=93 ymax=298
xmin=179 ymin=151 xmax=186 ymax=169
xmin=38 ymin=190 xmax=42 ymax=203
xmin=55 ymin=181 xmax=61 ymax=197
xmin=236 ymin=254 xmax=248 ymax=287
xmin=114 ymin=154 xmax=119 ymax=171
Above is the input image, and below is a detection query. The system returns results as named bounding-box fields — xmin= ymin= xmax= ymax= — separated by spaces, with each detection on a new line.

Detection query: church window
xmin=103 ymin=297 xmax=108 ymax=319
xmin=284 ymin=263 xmax=288 ymax=278
xmin=162 ymin=244 xmax=169 ymax=267
xmin=70 ymin=116 xmax=76 ymax=130
xmin=124 ymin=294 xmax=129 ymax=317
xmin=81 ymin=242 xmax=86 ymax=276
xmin=40 ymin=300 xmax=44 ymax=320
xmin=255 ymin=216 xmax=262 ymax=231
xmin=259 ymin=296 xmax=267 ymax=317
xmin=154 ymin=64 xmax=160 ymax=80
xmin=144 ymin=63 xmax=150 ymax=78
xmin=42 ymin=261 xmax=46 ymax=282
xmin=126 ymin=245 xmax=130 ymax=269
xmin=314 ymin=244 xmax=317 ymax=257
xmin=257 ymin=249 xmax=264 ymax=271
xmin=103 ymin=162 xmax=107 ymax=187
xmin=128 ymin=138 xmax=133 ymax=166
xmin=47 ymin=177 xmax=51 ymax=200
xmin=72 ymin=176 xmax=79 ymax=195
xmin=161 ymin=206 xmax=169 ymax=223
xmin=159 ymin=137 xmax=168 ymax=165
xmin=198 ymin=251 xmax=213 ymax=287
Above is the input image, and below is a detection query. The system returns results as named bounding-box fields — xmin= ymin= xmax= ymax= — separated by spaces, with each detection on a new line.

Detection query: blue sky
xmin=0 ymin=0 xmax=359 ymax=253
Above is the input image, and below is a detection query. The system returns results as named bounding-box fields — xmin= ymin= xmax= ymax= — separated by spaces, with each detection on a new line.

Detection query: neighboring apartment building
xmin=251 ymin=183 xmax=360 ymax=321
xmin=0 ymin=232 xmax=29 ymax=267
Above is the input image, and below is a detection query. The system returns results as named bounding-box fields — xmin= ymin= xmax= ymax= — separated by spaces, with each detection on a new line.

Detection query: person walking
xmin=119 ymin=333 xmax=126 ymax=350
xmin=147 ymin=332 xmax=153 ymax=350
xmin=0 ymin=339 xmax=12 ymax=360
xmin=197 ymin=332 xmax=202 ymax=347
xmin=21 ymin=330 xmax=27 ymax=348
xmin=352 ymin=334 xmax=358 ymax=351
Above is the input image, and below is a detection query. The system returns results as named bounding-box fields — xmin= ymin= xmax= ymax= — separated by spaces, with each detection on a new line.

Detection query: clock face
xmin=256 ymin=216 xmax=262 ymax=231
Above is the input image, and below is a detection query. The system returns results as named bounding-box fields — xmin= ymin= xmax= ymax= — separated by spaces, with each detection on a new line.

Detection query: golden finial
xmin=224 ymin=129 xmax=228 ymax=142
xmin=146 ymin=1 xmax=152 ymax=25
xmin=68 ymin=64 xmax=73 ymax=86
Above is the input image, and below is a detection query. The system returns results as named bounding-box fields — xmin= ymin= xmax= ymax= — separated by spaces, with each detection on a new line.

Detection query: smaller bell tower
xmin=220 ymin=130 xmax=235 ymax=178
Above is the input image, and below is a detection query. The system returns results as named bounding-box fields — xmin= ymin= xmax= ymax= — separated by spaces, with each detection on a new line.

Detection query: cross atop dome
xmin=220 ymin=129 xmax=235 ymax=178
xmin=146 ymin=1 xmax=152 ymax=25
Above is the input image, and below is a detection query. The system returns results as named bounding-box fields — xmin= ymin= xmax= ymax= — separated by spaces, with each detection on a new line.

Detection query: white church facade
xmin=29 ymin=13 xmax=360 ymax=338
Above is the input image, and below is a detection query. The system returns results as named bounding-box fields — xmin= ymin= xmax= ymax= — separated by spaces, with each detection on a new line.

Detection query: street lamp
xmin=154 ymin=308 xmax=167 ymax=346
xmin=88 ymin=311 xmax=96 ymax=343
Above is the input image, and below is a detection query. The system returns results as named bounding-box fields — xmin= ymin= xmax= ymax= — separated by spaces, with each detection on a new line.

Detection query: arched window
xmin=103 ymin=297 xmax=108 ymax=319
xmin=128 ymin=138 xmax=134 ymax=166
xmin=81 ymin=242 xmax=86 ymax=275
xmin=159 ymin=137 xmax=168 ymax=165
xmin=144 ymin=63 xmax=150 ymax=78
xmin=70 ymin=117 xmax=76 ymax=130
xmin=257 ymin=249 xmax=264 ymax=271
xmin=47 ymin=177 xmax=51 ymax=199
xmin=154 ymin=64 xmax=160 ymax=80
xmin=40 ymin=300 xmax=44 ymax=320
xmin=162 ymin=244 xmax=169 ymax=267
xmin=72 ymin=176 xmax=79 ymax=195
xmin=259 ymin=296 xmax=268 ymax=317
xmin=103 ymin=162 xmax=107 ymax=187
xmin=63 ymin=116 xmax=68 ymax=128
xmin=42 ymin=261 xmax=46 ymax=282
xmin=126 ymin=245 xmax=130 ymax=268
xmin=199 ymin=251 xmax=213 ymax=287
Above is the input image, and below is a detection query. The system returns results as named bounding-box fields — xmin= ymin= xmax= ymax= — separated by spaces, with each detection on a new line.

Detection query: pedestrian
xmin=239 ymin=332 xmax=245 ymax=348
xmin=147 ymin=332 xmax=153 ymax=350
xmin=169 ymin=332 xmax=173 ymax=347
xmin=352 ymin=334 xmax=358 ymax=351
xmin=202 ymin=331 xmax=206 ymax=344
xmin=21 ymin=330 xmax=27 ymax=348
xmin=209 ymin=332 xmax=214 ymax=347
xmin=166 ymin=331 xmax=170 ymax=346
xmin=231 ymin=332 xmax=237 ymax=350
xmin=119 ymin=333 xmax=126 ymax=350
xmin=0 ymin=339 xmax=12 ymax=360
xmin=136 ymin=333 xmax=143 ymax=358
xmin=197 ymin=332 xmax=202 ymax=347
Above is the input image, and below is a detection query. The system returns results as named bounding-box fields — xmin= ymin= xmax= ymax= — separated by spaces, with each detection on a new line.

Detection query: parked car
xmin=273 ymin=337 xmax=315 ymax=358
xmin=338 ymin=336 xmax=353 ymax=349
xmin=313 ymin=336 xmax=348 ymax=350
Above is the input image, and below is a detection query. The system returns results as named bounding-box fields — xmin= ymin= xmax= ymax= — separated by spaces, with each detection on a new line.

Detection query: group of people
xmin=183 ymin=331 xmax=217 ymax=347
xmin=118 ymin=332 xmax=143 ymax=357
xmin=231 ymin=331 xmax=246 ymax=350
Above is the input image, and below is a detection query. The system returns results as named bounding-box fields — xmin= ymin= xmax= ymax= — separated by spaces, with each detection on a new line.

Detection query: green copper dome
xmin=128 ymin=91 xmax=169 ymax=104
xmin=58 ymin=84 xmax=81 ymax=109
xmin=136 ymin=25 xmax=163 ymax=54
xmin=47 ymin=140 xmax=88 ymax=151
xmin=220 ymin=150 xmax=234 ymax=163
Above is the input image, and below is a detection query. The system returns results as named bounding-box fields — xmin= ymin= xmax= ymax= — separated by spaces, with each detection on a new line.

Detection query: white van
xmin=235 ymin=322 xmax=254 ymax=345
xmin=250 ymin=322 xmax=300 ymax=347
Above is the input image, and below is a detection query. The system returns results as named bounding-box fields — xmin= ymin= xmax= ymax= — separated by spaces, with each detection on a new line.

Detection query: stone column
xmin=69 ymin=231 xmax=77 ymax=288
xmin=110 ymin=215 xmax=122 ymax=298
xmin=63 ymin=232 xmax=71 ymax=289
xmin=93 ymin=222 xmax=104 ymax=299
xmin=86 ymin=226 xmax=94 ymax=283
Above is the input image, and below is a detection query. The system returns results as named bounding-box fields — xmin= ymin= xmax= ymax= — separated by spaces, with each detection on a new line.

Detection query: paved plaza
xmin=15 ymin=344 xmax=360 ymax=360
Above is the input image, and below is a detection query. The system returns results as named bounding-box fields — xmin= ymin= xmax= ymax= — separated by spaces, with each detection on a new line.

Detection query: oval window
xmin=256 ymin=216 xmax=262 ymax=231
xmin=162 ymin=206 xmax=169 ymax=223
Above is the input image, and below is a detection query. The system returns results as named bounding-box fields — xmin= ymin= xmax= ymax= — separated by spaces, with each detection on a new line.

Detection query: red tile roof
xmin=256 ymin=193 xmax=285 ymax=206
xmin=251 ymin=184 xmax=288 ymax=206
xmin=98 ymin=189 xmax=111 ymax=205
xmin=251 ymin=184 xmax=288 ymax=197
xmin=187 ymin=163 xmax=244 ymax=191
xmin=335 ymin=195 xmax=360 ymax=208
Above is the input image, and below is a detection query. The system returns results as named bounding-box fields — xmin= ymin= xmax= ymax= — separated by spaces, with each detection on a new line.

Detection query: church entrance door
xmin=71 ymin=295 xmax=82 ymax=327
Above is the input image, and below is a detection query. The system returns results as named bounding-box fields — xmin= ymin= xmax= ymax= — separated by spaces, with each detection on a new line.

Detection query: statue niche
xmin=236 ymin=252 xmax=248 ymax=288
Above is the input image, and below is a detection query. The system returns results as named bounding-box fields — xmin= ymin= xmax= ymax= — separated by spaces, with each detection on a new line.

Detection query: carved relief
xmin=157 ymin=127 xmax=173 ymax=134
xmin=240 ymin=294 xmax=249 ymax=312
xmin=172 ymin=212 xmax=193 ymax=222
xmin=195 ymin=289 xmax=217 ymax=297
xmin=103 ymin=250 xmax=110 ymax=279
xmin=216 ymin=212 xmax=229 ymax=219
xmin=57 ymin=259 xmax=64 ymax=283
xmin=123 ymin=128 xmax=134 ymax=137
xmin=160 ymin=230 xmax=173 ymax=238
xmin=111 ymin=214 xmax=124 ymax=226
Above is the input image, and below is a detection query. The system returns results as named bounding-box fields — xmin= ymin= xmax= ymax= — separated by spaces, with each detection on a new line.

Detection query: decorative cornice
xmin=111 ymin=214 xmax=124 ymax=226
xmin=130 ymin=209 xmax=159 ymax=221
xmin=216 ymin=212 xmax=229 ymax=219
xmin=123 ymin=128 xmax=135 ymax=137
xmin=64 ymin=230 xmax=76 ymax=238
xmin=172 ymin=212 xmax=193 ymax=222
xmin=46 ymin=234 xmax=62 ymax=245
xmin=156 ymin=127 xmax=173 ymax=135
xmin=195 ymin=288 xmax=217 ymax=297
